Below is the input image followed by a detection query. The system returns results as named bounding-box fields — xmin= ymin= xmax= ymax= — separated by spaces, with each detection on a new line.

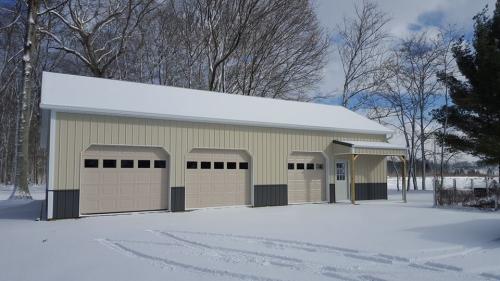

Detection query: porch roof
xmin=332 ymin=140 xmax=407 ymax=156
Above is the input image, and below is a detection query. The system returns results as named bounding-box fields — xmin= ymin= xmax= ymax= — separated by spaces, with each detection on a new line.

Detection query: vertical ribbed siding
xmin=53 ymin=112 xmax=387 ymax=191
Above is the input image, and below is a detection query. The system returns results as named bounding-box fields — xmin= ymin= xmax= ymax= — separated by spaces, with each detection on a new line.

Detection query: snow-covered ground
xmin=0 ymin=184 xmax=46 ymax=200
xmin=388 ymin=176 xmax=496 ymax=190
xmin=0 ymin=190 xmax=499 ymax=281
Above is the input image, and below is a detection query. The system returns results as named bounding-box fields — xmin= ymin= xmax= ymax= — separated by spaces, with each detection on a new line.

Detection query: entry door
xmin=335 ymin=160 xmax=349 ymax=201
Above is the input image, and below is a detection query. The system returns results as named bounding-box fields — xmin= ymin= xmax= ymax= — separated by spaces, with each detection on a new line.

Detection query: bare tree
xmin=373 ymin=32 xmax=447 ymax=191
xmin=399 ymin=33 xmax=444 ymax=191
xmin=11 ymin=0 xmax=40 ymax=199
xmin=376 ymin=51 xmax=420 ymax=190
xmin=336 ymin=0 xmax=391 ymax=110
xmin=227 ymin=0 xmax=329 ymax=99
xmin=0 ymin=0 xmax=330 ymax=188
xmin=435 ymin=27 xmax=460 ymax=196
xmin=42 ymin=0 xmax=155 ymax=78
xmin=195 ymin=0 xmax=264 ymax=92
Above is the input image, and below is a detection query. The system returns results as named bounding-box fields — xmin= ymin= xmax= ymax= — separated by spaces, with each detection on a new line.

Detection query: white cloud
xmin=313 ymin=0 xmax=495 ymax=97
xmin=311 ymin=0 xmax=495 ymax=163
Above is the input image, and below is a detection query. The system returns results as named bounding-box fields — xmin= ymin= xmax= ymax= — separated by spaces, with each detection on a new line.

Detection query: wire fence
xmin=436 ymin=177 xmax=499 ymax=210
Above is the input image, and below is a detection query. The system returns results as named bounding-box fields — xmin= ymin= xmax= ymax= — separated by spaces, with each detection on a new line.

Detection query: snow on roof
xmin=40 ymin=72 xmax=393 ymax=135
xmin=334 ymin=140 xmax=407 ymax=150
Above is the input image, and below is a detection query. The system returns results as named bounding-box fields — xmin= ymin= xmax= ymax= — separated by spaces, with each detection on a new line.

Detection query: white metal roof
xmin=334 ymin=140 xmax=407 ymax=150
xmin=40 ymin=72 xmax=393 ymax=135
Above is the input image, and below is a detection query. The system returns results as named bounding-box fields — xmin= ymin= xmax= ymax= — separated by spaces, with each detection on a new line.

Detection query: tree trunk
xmin=420 ymin=104 xmax=426 ymax=191
xmin=392 ymin=158 xmax=400 ymax=191
xmin=11 ymin=0 xmax=38 ymax=199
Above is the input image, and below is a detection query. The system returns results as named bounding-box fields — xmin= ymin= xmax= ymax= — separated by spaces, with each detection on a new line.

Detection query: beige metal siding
xmin=53 ymin=112 xmax=388 ymax=191
xmin=354 ymin=155 xmax=387 ymax=183
xmin=334 ymin=154 xmax=387 ymax=184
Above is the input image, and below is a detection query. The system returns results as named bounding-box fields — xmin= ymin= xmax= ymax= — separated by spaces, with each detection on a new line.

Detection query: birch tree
xmin=11 ymin=0 xmax=40 ymax=198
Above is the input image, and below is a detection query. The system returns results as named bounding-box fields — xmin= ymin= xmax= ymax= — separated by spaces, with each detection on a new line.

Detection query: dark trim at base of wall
xmin=355 ymin=183 xmax=387 ymax=200
xmin=52 ymin=190 xmax=80 ymax=219
xmin=329 ymin=184 xmax=335 ymax=203
xmin=170 ymin=186 xmax=185 ymax=212
xmin=254 ymin=185 xmax=288 ymax=207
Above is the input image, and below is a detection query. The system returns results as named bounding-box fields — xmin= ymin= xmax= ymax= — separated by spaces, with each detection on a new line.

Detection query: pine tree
xmin=435 ymin=1 xmax=500 ymax=179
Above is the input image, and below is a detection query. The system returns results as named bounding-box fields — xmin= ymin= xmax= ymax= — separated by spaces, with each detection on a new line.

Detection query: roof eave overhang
xmin=40 ymin=104 xmax=393 ymax=136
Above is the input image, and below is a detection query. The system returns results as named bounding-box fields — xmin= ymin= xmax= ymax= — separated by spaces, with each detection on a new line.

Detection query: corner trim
xmin=47 ymin=111 xmax=56 ymax=220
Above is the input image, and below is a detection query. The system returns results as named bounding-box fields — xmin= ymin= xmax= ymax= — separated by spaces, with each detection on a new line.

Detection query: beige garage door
xmin=185 ymin=149 xmax=251 ymax=209
xmin=80 ymin=145 xmax=169 ymax=214
xmin=288 ymin=152 xmax=326 ymax=203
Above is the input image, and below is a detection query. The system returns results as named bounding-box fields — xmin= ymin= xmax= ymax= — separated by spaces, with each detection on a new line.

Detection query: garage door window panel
xmin=288 ymin=163 xmax=294 ymax=170
xmin=138 ymin=160 xmax=151 ymax=168
xmin=84 ymin=159 xmax=98 ymax=168
xmin=187 ymin=161 xmax=197 ymax=169
xmin=297 ymin=163 xmax=305 ymax=170
xmin=154 ymin=160 xmax=167 ymax=168
xmin=307 ymin=163 xmax=315 ymax=170
xmin=214 ymin=162 xmax=224 ymax=169
xmin=121 ymin=160 xmax=134 ymax=168
xmin=239 ymin=162 xmax=248 ymax=169
xmin=227 ymin=162 xmax=236 ymax=169
xmin=103 ymin=159 xmax=117 ymax=168
xmin=201 ymin=162 xmax=211 ymax=169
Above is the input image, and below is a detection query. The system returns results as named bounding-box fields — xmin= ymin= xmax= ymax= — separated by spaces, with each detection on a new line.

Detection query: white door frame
xmin=335 ymin=159 xmax=350 ymax=200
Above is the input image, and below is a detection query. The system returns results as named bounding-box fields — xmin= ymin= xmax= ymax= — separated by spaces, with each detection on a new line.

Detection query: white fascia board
xmin=39 ymin=104 xmax=393 ymax=136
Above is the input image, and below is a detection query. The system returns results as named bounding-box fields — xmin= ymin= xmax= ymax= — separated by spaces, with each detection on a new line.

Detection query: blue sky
xmin=314 ymin=0 xmax=495 ymax=98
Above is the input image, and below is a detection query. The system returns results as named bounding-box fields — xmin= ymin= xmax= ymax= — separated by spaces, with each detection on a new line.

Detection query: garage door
xmin=288 ymin=152 xmax=326 ymax=203
xmin=80 ymin=145 xmax=169 ymax=214
xmin=185 ymin=149 xmax=251 ymax=209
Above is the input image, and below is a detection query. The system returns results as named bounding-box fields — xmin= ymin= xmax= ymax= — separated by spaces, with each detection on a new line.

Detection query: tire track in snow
xmin=161 ymin=230 xmax=399 ymax=266
xmin=359 ymin=275 xmax=388 ymax=281
xmin=151 ymin=230 xmax=385 ymax=280
xmin=166 ymin=230 xmax=359 ymax=254
xmin=408 ymin=263 xmax=442 ymax=272
xmin=423 ymin=262 xmax=463 ymax=272
xmin=96 ymin=238 xmax=288 ymax=281
xmin=343 ymin=253 xmax=392 ymax=265
xmin=149 ymin=230 xmax=304 ymax=270
xmin=415 ymin=246 xmax=482 ymax=262
xmin=158 ymin=229 xmax=473 ymax=277
xmin=99 ymin=230 xmax=482 ymax=281
xmin=376 ymin=254 xmax=409 ymax=263
xmin=320 ymin=266 xmax=363 ymax=281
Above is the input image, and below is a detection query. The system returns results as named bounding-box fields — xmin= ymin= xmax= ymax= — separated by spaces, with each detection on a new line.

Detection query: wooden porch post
xmin=351 ymin=154 xmax=358 ymax=204
xmin=400 ymin=156 xmax=407 ymax=203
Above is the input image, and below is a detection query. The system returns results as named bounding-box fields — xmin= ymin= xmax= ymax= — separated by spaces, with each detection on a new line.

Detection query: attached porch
xmin=332 ymin=140 xmax=408 ymax=204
